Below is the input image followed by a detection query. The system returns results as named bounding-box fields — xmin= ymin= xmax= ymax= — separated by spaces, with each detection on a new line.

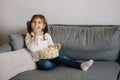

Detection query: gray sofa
xmin=0 ymin=24 xmax=120 ymax=80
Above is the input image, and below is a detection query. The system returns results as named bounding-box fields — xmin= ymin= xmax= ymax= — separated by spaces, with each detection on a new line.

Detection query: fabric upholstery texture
xmin=48 ymin=25 xmax=120 ymax=61
xmin=3 ymin=24 xmax=120 ymax=80
xmin=8 ymin=34 xmax=26 ymax=50
xmin=0 ymin=49 xmax=36 ymax=80
xmin=0 ymin=43 xmax=12 ymax=53
xmin=48 ymin=25 xmax=120 ymax=50
xmin=10 ymin=61 xmax=120 ymax=80
xmin=7 ymin=25 xmax=120 ymax=61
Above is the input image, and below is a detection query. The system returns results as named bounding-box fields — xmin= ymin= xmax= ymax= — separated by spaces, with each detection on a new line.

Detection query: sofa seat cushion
xmin=10 ymin=61 xmax=120 ymax=80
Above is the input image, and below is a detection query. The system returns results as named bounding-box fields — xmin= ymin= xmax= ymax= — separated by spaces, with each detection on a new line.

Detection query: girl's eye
xmin=33 ymin=21 xmax=36 ymax=23
xmin=38 ymin=22 xmax=41 ymax=24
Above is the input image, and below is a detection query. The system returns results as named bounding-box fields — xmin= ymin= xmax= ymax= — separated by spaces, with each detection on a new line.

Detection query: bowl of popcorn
xmin=38 ymin=46 xmax=59 ymax=59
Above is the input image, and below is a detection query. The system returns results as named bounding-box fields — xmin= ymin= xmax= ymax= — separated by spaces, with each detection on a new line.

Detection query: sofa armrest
xmin=0 ymin=43 xmax=12 ymax=53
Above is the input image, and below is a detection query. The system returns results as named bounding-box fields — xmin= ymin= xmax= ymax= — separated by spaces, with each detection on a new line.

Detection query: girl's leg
xmin=50 ymin=56 xmax=81 ymax=70
xmin=50 ymin=56 xmax=94 ymax=71
xmin=36 ymin=59 xmax=57 ymax=70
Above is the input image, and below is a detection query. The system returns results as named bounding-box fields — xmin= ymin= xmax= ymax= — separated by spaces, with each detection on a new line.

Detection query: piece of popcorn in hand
xmin=38 ymin=46 xmax=59 ymax=59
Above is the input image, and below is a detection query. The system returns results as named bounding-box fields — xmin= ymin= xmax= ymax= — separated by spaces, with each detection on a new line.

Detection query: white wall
xmin=0 ymin=0 xmax=120 ymax=35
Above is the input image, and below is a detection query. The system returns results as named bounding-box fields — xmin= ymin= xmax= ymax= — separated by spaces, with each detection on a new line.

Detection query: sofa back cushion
xmin=48 ymin=25 xmax=120 ymax=61
xmin=8 ymin=25 xmax=120 ymax=61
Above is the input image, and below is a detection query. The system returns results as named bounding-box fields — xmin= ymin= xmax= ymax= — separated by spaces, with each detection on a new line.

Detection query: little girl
xmin=25 ymin=14 xmax=94 ymax=71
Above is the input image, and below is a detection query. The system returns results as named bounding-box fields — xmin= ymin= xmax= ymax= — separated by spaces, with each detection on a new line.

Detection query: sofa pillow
xmin=8 ymin=34 xmax=26 ymax=50
xmin=0 ymin=48 xmax=36 ymax=80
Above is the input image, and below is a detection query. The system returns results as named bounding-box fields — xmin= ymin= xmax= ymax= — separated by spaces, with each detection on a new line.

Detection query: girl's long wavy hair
xmin=27 ymin=14 xmax=48 ymax=40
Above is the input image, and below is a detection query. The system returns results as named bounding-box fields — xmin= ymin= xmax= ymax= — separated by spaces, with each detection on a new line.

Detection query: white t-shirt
xmin=25 ymin=32 xmax=54 ymax=62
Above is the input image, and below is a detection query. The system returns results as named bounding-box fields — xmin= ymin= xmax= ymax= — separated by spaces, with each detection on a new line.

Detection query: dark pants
xmin=36 ymin=56 xmax=81 ymax=70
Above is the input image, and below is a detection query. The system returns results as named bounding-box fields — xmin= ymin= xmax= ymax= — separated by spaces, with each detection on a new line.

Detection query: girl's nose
xmin=35 ymin=23 xmax=39 ymax=26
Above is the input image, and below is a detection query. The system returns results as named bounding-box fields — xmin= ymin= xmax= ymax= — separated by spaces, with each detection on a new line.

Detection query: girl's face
xmin=31 ymin=18 xmax=45 ymax=32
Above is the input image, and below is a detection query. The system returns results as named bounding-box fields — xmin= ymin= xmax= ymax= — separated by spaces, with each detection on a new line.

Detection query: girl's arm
xmin=47 ymin=33 xmax=61 ymax=50
xmin=25 ymin=33 xmax=40 ymax=52
xmin=47 ymin=33 xmax=54 ymax=46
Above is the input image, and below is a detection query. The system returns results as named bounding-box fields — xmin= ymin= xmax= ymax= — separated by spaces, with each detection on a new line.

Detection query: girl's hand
xmin=33 ymin=27 xmax=40 ymax=36
xmin=33 ymin=27 xmax=40 ymax=43
xmin=54 ymin=43 xmax=61 ymax=50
